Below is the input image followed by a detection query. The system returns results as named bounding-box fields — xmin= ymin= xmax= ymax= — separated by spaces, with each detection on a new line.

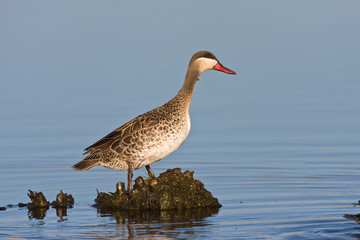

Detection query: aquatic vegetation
xmin=51 ymin=190 xmax=74 ymax=208
xmin=27 ymin=190 xmax=50 ymax=210
xmin=94 ymin=168 xmax=222 ymax=211
xmin=24 ymin=190 xmax=74 ymax=220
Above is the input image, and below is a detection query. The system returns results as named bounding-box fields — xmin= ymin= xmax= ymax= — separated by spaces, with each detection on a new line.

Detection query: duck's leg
xmin=145 ymin=165 xmax=155 ymax=178
xmin=127 ymin=169 xmax=133 ymax=196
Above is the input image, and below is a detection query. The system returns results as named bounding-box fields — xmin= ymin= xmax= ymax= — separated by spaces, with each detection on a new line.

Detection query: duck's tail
xmin=72 ymin=159 xmax=99 ymax=171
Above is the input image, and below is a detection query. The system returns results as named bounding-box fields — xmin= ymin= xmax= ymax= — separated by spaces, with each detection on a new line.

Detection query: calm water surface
xmin=1 ymin=110 xmax=360 ymax=239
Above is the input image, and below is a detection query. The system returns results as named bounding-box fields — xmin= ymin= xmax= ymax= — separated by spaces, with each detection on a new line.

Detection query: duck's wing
xmin=83 ymin=112 xmax=160 ymax=154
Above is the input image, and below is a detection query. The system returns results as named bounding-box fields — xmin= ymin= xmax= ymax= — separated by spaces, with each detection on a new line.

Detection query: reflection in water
xmin=55 ymin=207 xmax=68 ymax=222
xmin=28 ymin=207 xmax=48 ymax=220
xmin=28 ymin=207 xmax=69 ymax=222
xmin=96 ymin=208 xmax=219 ymax=239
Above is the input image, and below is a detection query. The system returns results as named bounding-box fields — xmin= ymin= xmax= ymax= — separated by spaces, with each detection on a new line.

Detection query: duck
xmin=72 ymin=51 xmax=236 ymax=195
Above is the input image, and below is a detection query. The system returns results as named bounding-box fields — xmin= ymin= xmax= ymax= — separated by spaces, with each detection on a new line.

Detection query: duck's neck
xmin=167 ymin=69 xmax=200 ymax=112
xmin=180 ymin=69 xmax=200 ymax=93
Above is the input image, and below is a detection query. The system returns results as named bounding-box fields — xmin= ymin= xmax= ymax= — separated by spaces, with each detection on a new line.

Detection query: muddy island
xmin=94 ymin=168 xmax=221 ymax=211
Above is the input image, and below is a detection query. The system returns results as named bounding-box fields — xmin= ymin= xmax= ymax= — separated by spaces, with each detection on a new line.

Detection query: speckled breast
xmin=131 ymin=112 xmax=191 ymax=170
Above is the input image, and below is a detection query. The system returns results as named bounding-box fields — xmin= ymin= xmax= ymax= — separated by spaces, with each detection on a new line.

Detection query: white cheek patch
xmin=193 ymin=57 xmax=218 ymax=72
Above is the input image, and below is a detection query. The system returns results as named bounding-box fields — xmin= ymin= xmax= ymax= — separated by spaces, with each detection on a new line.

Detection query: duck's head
xmin=188 ymin=51 xmax=236 ymax=75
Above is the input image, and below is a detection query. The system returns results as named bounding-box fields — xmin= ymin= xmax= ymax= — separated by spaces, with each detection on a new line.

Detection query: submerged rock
xmin=94 ymin=168 xmax=222 ymax=211
xmin=50 ymin=190 xmax=75 ymax=221
xmin=344 ymin=214 xmax=360 ymax=224
xmin=18 ymin=203 xmax=28 ymax=208
xmin=25 ymin=190 xmax=74 ymax=220
xmin=27 ymin=190 xmax=50 ymax=210
xmin=27 ymin=190 xmax=50 ymax=219
xmin=51 ymin=190 xmax=74 ymax=208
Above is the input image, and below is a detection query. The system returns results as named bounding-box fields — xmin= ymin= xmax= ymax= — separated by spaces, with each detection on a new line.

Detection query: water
xmin=1 ymin=114 xmax=360 ymax=239
xmin=1 ymin=1 xmax=360 ymax=239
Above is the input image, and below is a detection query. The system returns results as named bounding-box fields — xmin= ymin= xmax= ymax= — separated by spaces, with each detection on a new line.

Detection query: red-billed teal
xmin=72 ymin=51 xmax=236 ymax=195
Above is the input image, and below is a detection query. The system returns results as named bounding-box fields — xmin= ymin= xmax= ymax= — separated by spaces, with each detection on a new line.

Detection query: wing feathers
xmin=84 ymin=113 xmax=160 ymax=154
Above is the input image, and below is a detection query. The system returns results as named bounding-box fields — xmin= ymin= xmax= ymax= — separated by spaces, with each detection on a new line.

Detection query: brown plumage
xmin=73 ymin=51 xmax=236 ymax=195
